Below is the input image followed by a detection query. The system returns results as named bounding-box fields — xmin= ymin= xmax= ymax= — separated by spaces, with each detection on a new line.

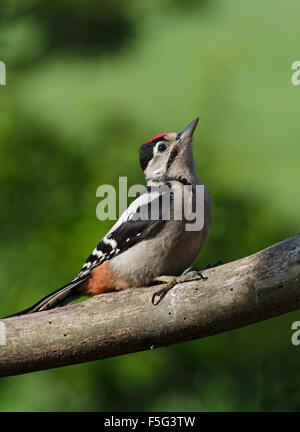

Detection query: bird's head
xmin=139 ymin=118 xmax=199 ymax=183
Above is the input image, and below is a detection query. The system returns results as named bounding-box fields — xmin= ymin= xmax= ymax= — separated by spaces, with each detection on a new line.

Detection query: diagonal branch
xmin=1 ymin=233 xmax=300 ymax=378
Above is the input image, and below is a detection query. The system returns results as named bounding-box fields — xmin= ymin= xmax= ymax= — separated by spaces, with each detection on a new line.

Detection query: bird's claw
xmin=151 ymin=266 xmax=207 ymax=306
xmin=205 ymin=260 xmax=223 ymax=269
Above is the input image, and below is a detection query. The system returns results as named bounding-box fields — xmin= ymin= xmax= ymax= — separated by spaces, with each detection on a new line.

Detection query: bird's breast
xmin=110 ymin=185 xmax=211 ymax=286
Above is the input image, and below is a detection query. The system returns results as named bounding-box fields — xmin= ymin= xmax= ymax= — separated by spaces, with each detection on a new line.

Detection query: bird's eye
xmin=158 ymin=143 xmax=167 ymax=152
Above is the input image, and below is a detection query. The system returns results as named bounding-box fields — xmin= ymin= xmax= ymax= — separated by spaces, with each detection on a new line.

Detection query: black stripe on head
xmin=140 ymin=136 xmax=166 ymax=171
xmin=166 ymin=147 xmax=178 ymax=170
xmin=139 ymin=141 xmax=155 ymax=171
xmin=166 ymin=175 xmax=191 ymax=185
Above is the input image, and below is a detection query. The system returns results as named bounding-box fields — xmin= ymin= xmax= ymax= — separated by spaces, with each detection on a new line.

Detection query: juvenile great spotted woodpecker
xmin=6 ymin=118 xmax=211 ymax=317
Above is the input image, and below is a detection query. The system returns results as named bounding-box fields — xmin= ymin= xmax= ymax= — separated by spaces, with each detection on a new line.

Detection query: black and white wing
xmin=4 ymin=187 xmax=173 ymax=317
xmin=75 ymin=186 xmax=172 ymax=281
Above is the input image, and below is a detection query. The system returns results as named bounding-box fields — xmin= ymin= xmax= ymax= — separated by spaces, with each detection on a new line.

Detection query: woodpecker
xmin=5 ymin=118 xmax=211 ymax=317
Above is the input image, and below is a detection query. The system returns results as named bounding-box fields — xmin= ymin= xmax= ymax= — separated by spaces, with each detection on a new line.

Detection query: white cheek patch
xmin=153 ymin=142 xmax=172 ymax=158
xmin=154 ymin=142 xmax=160 ymax=153
xmin=145 ymin=148 xmax=173 ymax=180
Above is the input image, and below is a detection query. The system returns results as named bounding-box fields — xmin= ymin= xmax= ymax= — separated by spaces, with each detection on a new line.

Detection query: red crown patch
xmin=144 ymin=132 xmax=171 ymax=144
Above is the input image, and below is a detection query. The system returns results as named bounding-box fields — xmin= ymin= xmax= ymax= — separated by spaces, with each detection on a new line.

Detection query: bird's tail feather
xmin=3 ymin=275 xmax=90 ymax=318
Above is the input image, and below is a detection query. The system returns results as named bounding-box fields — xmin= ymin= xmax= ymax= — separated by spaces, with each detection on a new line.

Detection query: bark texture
xmin=1 ymin=233 xmax=300 ymax=378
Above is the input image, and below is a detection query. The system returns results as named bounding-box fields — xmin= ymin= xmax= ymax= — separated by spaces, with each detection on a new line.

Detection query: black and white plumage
xmin=5 ymin=118 xmax=211 ymax=317
xmin=76 ymin=186 xmax=171 ymax=279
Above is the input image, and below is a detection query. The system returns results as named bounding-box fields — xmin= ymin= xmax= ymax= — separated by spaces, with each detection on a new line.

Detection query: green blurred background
xmin=0 ymin=0 xmax=300 ymax=411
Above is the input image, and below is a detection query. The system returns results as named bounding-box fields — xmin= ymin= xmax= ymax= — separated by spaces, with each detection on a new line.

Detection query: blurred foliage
xmin=0 ymin=0 xmax=300 ymax=411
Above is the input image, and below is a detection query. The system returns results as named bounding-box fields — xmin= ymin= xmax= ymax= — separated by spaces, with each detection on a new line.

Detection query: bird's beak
xmin=178 ymin=117 xmax=199 ymax=145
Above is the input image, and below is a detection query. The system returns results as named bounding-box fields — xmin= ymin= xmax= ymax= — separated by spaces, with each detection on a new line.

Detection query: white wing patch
xmin=103 ymin=236 xmax=117 ymax=249
xmin=106 ymin=189 xmax=161 ymax=236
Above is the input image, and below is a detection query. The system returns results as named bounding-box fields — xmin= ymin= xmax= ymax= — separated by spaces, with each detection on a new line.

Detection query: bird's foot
xmin=205 ymin=260 xmax=223 ymax=269
xmin=151 ymin=266 xmax=207 ymax=306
